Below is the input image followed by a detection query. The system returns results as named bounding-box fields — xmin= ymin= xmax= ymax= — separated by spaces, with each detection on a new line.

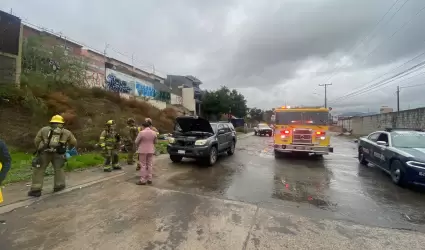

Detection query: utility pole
xmin=103 ymin=43 xmax=109 ymax=87
xmin=396 ymin=85 xmax=400 ymax=112
xmin=318 ymin=83 xmax=332 ymax=108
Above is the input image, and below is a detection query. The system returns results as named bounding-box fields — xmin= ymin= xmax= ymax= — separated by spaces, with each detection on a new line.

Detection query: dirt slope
xmin=0 ymin=84 xmax=177 ymax=151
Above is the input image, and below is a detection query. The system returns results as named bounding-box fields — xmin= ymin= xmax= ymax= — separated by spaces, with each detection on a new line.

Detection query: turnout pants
xmin=138 ymin=153 xmax=153 ymax=183
xmin=126 ymin=143 xmax=136 ymax=165
xmin=31 ymin=152 xmax=66 ymax=191
xmin=102 ymin=149 xmax=119 ymax=170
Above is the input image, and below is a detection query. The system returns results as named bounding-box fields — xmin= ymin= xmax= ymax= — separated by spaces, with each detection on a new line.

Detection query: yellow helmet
xmin=50 ymin=115 xmax=65 ymax=124
xmin=106 ymin=120 xmax=115 ymax=125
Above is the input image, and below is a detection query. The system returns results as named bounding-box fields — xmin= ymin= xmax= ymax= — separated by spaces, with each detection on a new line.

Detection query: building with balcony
xmin=165 ymin=75 xmax=203 ymax=116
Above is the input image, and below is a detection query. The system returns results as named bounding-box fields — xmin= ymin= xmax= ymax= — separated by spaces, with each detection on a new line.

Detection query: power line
xmin=319 ymin=0 xmax=407 ymax=85
xmin=329 ymin=43 xmax=425 ymax=104
xmin=21 ymin=20 xmax=170 ymax=77
xmin=400 ymin=82 xmax=425 ymax=89
xmin=357 ymin=1 xmax=425 ymax=65
xmin=330 ymin=59 xmax=425 ymax=104
xmin=326 ymin=1 xmax=425 ymax=103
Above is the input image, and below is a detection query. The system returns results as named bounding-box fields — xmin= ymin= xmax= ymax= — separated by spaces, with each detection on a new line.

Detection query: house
xmin=164 ymin=75 xmax=203 ymax=116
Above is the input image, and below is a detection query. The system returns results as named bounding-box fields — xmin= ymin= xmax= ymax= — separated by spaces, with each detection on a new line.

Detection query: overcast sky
xmin=2 ymin=0 xmax=425 ymax=113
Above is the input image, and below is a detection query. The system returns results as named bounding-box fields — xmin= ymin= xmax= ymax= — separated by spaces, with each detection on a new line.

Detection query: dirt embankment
xmin=0 ymin=84 xmax=177 ymax=151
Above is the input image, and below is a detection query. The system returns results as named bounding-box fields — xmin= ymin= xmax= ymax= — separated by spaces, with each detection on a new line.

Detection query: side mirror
xmin=377 ymin=141 xmax=388 ymax=146
xmin=354 ymin=139 xmax=358 ymax=143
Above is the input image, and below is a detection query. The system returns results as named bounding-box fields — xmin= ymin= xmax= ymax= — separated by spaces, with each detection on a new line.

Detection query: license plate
xmin=419 ymin=172 xmax=425 ymax=177
xmin=177 ymin=150 xmax=185 ymax=154
xmin=295 ymin=146 xmax=305 ymax=150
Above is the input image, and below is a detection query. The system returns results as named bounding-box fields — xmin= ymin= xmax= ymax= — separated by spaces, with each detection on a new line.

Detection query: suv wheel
xmin=170 ymin=155 xmax=183 ymax=163
xmin=206 ymin=146 xmax=218 ymax=166
xmin=227 ymin=141 xmax=235 ymax=155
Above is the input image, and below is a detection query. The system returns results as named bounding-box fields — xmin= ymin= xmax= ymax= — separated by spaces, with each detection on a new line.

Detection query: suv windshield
xmin=259 ymin=124 xmax=269 ymax=129
xmin=275 ymin=111 xmax=329 ymax=125
xmin=391 ymin=132 xmax=425 ymax=148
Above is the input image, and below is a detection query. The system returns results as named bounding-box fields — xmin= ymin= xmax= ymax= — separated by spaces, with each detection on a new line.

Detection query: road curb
xmin=0 ymin=171 xmax=126 ymax=215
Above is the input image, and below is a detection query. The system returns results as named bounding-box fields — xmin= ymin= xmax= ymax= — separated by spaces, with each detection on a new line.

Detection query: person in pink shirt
xmin=135 ymin=122 xmax=157 ymax=185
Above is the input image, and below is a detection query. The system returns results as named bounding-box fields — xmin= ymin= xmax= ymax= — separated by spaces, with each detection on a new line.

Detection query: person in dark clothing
xmin=0 ymin=139 xmax=12 ymax=204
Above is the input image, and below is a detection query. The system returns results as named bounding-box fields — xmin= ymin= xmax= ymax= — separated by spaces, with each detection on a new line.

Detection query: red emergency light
xmin=281 ymin=130 xmax=290 ymax=135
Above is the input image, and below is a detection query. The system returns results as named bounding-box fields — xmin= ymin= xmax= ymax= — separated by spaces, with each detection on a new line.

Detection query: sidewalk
xmin=0 ymin=166 xmax=125 ymax=214
xmin=0 ymin=153 xmax=171 ymax=215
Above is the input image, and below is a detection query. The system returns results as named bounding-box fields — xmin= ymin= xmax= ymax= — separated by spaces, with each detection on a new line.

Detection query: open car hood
xmin=175 ymin=116 xmax=214 ymax=134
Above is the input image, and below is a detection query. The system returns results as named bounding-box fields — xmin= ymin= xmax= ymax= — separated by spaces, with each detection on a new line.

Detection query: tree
xmin=201 ymin=86 xmax=248 ymax=120
xmin=22 ymin=36 xmax=88 ymax=87
xmin=248 ymin=108 xmax=263 ymax=122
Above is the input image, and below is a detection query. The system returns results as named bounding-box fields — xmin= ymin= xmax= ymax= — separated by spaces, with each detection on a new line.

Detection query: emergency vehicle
xmin=271 ymin=105 xmax=333 ymax=158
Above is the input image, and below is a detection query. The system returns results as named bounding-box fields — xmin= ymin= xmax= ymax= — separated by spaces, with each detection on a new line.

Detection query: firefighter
xmin=28 ymin=115 xmax=77 ymax=197
xmin=99 ymin=120 xmax=122 ymax=172
xmin=125 ymin=118 xmax=139 ymax=168
xmin=0 ymin=139 xmax=12 ymax=203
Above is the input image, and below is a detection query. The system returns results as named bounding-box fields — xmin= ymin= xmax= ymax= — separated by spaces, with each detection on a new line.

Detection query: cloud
xmin=2 ymin=0 xmax=425 ymax=113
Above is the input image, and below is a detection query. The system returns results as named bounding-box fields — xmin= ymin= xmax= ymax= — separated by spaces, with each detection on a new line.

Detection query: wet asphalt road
xmin=1 ymin=134 xmax=425 ymax=249
xmin=162 ymin=134 xmax=425 ymax=231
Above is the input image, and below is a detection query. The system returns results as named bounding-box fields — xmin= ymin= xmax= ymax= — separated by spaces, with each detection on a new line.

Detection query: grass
xmin=3 ymin=141 xmax=169 ymax=185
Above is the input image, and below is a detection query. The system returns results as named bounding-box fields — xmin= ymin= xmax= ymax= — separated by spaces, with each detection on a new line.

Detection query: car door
xmin=363 ymin=132 xmax=380 ymax=163
xmin=217 ymin=124 xmax=227 ymax=151
xmin=223 ymin=124 xmax=232 ymax=146
xmin=374 ymin=132 xmax=390 ymax=169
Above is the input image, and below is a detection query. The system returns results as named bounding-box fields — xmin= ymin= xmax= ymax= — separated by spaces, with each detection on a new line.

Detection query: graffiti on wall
xmin=105 ymin=68 xmax=134 ymax=94
xmin=84 ymin=70 xmax=105 ymax=88
xmin=135 ymin=82 xmax=156 ymax=98
xmin=135 ymin=82 xmax=171 ymax=103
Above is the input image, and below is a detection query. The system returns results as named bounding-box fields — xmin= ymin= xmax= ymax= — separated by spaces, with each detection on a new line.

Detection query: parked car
xmin=167 ymin=116 xmax=236 ymax=166
xmin=357 ymin=128 xmax=425 ymax=186
xmin=254 ymin=123 xmax=273 ymax=136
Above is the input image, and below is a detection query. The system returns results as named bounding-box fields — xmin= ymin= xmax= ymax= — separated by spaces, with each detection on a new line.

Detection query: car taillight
xmin=280 ymin=130 xmax=290 ymax=135
xmin=315 ymin=131 xmax=326 ymax=136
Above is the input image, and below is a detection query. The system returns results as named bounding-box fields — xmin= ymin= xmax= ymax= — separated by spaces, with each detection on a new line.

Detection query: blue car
xmin=357 ymin=128 xmax=425 ymax=186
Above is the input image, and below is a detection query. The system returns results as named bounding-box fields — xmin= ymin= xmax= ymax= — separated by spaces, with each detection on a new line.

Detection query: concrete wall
xmin=348 ymin=108 xmax=425 ymax=135
xmin=0 ymin=11 xmax=22 ymax=86
xmin=148 ymin=99 xmax=167 ymax=110
xmin=182 ymin=87 xmax=196 ymax=113
xmin=170 ymin=93 xmax=183 ymax=105
xmin=337 ymin=119 xmax=353 ymax=131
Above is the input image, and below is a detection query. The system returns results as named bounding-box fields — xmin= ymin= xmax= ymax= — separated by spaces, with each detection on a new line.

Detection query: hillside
xmin=0 ymin=79 xmax=177 ymax=152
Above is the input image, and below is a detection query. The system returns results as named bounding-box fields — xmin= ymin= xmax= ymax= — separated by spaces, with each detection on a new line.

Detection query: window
xmin=376 ymin=133 xmax=389 ymax=144
xmin=367 ymin=133 xmax=380 ymax=141
xmin=275 ymin=111 xmax=329 ymax=125
xmin=223 ymin=124 xmax=231 ymax=132
xmin=391 ymin=132 xmax=425 ymax=148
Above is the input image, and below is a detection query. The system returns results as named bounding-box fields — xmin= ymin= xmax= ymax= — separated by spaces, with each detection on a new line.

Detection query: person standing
xmin=99 ymin=120 xmax=122 ymax=172
xmin=0 ymin=139 xmax=12 ymax=204
xmin=29 ymin=115 xmax=77 ymax=197
xmin=145 ymin=118 xmax=159 ymax=135
xmin=135 ymin=122 xmax=157 ymax=185
xmin=124 ymin=118 xmax=139 ymax=169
